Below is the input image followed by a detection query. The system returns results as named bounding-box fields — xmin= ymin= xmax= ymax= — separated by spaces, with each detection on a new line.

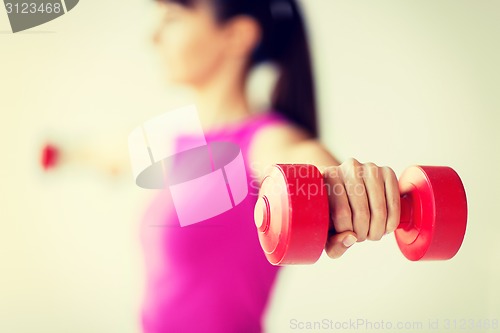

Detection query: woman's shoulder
xmin=247 ymin=110 xmax=314 ymax=177
xmin=250 ymin=110 xmax=312 ymax=150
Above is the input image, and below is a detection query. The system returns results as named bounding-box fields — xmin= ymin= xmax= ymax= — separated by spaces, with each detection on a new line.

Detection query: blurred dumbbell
xmin=39 ymin=140 xmax=121 ymax=176
xmin=40 ymin=143 xmax=60 ymax=171
xmin=254 ymin=164 xmax=468 ymax=265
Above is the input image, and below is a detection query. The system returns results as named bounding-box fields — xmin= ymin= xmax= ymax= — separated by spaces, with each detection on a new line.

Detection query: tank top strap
xmin=188 ymin=110 xmax=291 ymax=172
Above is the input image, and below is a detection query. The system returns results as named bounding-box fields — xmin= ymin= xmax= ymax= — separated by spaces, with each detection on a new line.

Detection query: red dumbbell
xmin=40 ymin=143 xmax=60 ymax=171
xmin=254 ymin=164 xmax=468 ymax=265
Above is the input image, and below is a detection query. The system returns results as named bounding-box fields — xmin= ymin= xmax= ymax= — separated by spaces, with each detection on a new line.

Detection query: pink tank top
xmin=139 ymin=110 xmax=290 ymax=333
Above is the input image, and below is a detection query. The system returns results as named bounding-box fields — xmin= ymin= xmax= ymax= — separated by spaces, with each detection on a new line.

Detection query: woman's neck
xmin=193 ymin=67 xmax=253 ymax=132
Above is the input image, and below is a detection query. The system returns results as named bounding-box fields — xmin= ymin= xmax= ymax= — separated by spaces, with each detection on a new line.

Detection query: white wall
xmin=0 ymin=1 xmax=168 ymax=332
xmin=0 ymin=1 xmax=498 ymax=333
xmin=266 ymin=1 xmax=500 ymax=332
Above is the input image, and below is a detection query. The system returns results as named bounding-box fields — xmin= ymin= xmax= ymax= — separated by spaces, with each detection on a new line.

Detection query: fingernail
xmin=343 ymin=235 xmax=357 ymax=247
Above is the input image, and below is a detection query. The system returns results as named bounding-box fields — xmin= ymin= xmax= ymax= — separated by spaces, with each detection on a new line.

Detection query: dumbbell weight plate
xmin=395 ymin=166 xmax=468 ymax=261
xmin=254 ymin=164 xmax=330 ymax=265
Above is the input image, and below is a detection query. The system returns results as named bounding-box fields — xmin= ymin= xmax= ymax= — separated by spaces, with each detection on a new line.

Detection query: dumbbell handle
xmin=256 ymin=188 xmax=415 ymax=234
xmin=324 ymin=169 xmax=429 ymax=234
xmin=330 ymin=195 xmax=415 ymax=233
xmin=397 ymin=194 xmax=413 ymax=231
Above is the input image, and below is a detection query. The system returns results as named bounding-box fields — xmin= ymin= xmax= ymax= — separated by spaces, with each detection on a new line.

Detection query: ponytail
xmin=250 ymin=0 xmax=318 ymax=138
xmin=254 ymin=0 xmax=318 ymax=137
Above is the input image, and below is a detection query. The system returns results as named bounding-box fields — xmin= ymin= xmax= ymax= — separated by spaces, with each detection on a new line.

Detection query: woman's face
xmin=152 ymin=1 xmax=228 ymax=87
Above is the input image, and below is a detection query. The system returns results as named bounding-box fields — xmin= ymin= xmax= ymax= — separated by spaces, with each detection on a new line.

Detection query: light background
xmin=0 ymin=1 xmax=499 ymax=332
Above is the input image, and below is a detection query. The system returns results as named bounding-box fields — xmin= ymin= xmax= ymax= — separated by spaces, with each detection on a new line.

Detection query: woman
xmin=140 ymin=0 xmax=401 ymax=332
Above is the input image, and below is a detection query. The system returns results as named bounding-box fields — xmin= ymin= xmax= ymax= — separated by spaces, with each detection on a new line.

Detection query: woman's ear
xmin=223 ymin=15 xmax=262 ymax=59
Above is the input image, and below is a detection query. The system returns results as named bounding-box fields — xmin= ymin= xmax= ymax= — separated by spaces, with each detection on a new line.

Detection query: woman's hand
xmin=322 ymin=158 xmax=401 ymax=259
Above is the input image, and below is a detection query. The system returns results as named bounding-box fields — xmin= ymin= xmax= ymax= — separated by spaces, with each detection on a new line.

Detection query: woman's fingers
xmin=323 ymin=166 xmax=353 ymax=234
xmin=340 ymin=158 xmax=370 ymax=242
xmin=325 ymin=230 xmax=358 ymax=259
xmin=381 ymin=166 xmax=401 ymax=234
xmin=362 ymin=163 xmax=388 ymax=241
xmin=323 ymin=165 xmax=358 ymax=259
xmin=323 ymin=159 xmax=401 ymax=260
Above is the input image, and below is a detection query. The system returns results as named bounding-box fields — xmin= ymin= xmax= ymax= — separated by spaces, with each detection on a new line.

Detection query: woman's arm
xmin=40 ymin=131 xmax=132 ymax=179
xmin=248 ymin=122 xmax=340 ymax=178
xmin=248 ymin=123 xmax=401 ymax=260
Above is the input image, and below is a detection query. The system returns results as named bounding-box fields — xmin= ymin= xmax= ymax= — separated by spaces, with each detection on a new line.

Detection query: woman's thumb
xmin=325 ymin=231 xmax=358 ymax=259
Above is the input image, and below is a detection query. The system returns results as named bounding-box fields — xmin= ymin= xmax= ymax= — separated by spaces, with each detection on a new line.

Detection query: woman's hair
xmin=159 ymin=0 xmax=318 ymax=138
